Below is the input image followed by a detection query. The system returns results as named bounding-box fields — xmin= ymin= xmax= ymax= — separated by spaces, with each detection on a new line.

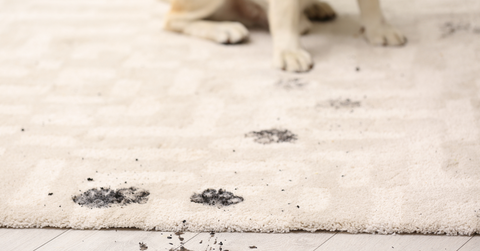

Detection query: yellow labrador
xmin=162 ymin=0 xmax=406 ymax=72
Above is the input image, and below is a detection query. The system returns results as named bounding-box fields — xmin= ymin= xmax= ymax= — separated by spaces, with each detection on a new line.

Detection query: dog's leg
xmin=357 ymin=0 xmax=406 ymax=46
xmin=269 ymin=0 xmax=313 ymax=72
xmin=164 ymin=0 xmax=249 ymax=44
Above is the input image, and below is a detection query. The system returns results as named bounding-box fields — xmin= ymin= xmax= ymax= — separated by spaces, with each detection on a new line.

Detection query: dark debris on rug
xmin=72 ymin=187 xmax=150 ymax=208
xmin=245 ymin=129 xmax=298 ymax=144
xmin=190 ymin=189 xmax=244 ymax=207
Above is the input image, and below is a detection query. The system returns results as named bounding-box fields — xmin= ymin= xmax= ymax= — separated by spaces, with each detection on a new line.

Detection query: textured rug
xmin=1 ymin=0 xmax=479 ymax=235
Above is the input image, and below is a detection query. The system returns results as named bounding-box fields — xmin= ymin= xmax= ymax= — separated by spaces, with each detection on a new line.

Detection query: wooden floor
xmin=0 ymin=228 xmax=477 ymax=251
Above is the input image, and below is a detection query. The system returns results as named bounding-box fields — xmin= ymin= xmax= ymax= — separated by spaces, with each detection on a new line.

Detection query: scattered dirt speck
xmin=175 ymin=232 xmax=185 ymax=241
xmin=139 ymin=242 xmax=148 ymax=250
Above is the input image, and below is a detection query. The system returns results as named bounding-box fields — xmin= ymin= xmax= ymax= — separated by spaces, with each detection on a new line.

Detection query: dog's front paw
xmin=362 ymin=23 xmax=407 ymax=46
xmin=184 ymin=21 xmax=249 ymax=44
xmin=213 ymin=22 xmax=249 ymax=44
xmin=273 ymin=49 xmax=313 ymax=72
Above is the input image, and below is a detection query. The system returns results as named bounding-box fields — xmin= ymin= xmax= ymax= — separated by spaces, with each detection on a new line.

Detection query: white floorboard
xmin=181 ymin=231 xmax=335 ymax=251
xmin=0 ymin=228 xmax=475 ymax=251
xmin=35 ymin=229 xmax=198 ymax=251
xmin=315 ymin=232 xmax=472 ymax=251
xmin=0 ymin=228 xmax=67 ymax=251
xmin=457 ymin=235 xmax=479 ymax=251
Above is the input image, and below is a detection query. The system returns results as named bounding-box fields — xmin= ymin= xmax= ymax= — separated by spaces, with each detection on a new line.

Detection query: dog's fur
xmin=162 ymin=0 xmax=406 ymax=72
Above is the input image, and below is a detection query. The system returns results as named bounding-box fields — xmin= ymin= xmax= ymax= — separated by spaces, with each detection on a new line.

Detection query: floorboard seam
xmin=455 ymin=233 xmax=476 ymax=251
xmin=182 ymin=232 xmax=200 ymax=245
xmin=32 ymin=229 xmax=70 ymax=251
xmin=312 ymin=232 xmax=338 ymax=251
xmin=171 ymin=232 xmax=200 ymax=251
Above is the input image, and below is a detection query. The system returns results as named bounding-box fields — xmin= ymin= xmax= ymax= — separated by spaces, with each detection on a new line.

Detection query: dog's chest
xmin=229 ymin=0 xmax=268 ymax=26
xmin=224 ymin=0 xmax=312 ymax=26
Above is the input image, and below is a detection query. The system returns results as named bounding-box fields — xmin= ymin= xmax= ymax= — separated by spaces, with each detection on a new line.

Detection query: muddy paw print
xmin=246 ymin=129 xmax=298 ymax=144
xmin=191 ymin=189 xmax=244 ymax=207
xmin=73 ymin=187 xmax=150 ymax=208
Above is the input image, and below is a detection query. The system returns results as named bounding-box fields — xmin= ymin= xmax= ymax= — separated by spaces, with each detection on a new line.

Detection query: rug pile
xmin=0 ymin=0 xmax=479 ymax=235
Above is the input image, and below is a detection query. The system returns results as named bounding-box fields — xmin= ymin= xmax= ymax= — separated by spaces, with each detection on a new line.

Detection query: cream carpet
xmin=1 ymin=0 xmax=479 ymax=235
